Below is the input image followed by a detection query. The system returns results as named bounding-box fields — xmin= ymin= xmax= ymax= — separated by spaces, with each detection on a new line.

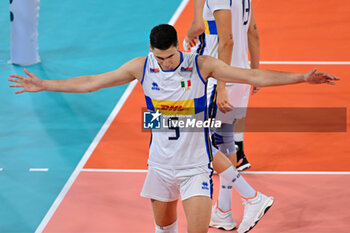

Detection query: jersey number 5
xmin=168 ymin=117 xmax=180 ymax=140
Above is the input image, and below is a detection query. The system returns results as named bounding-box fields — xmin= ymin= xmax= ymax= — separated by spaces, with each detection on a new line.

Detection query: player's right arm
xmin=183 ymin=0 xmax=206 ymax=50
xmin=9 ymin=57 xmax=146 ymax=94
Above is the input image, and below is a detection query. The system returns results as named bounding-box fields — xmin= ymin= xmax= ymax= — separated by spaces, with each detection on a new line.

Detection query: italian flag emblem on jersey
xmin=181 ymin=80 xmax=191 ymax=90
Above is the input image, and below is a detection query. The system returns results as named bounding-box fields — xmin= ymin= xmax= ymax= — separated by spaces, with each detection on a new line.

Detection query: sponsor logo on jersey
xmin=152 ymin=99 xmax=195 ymax=115
xmin=146 ymin=95 xmax=206 ymax=116
xmin=160 ymin=105 xmax=185 ymax=111
xmin=151 ymin=82 xmax=160 ymax=91
xmin=202 ymin=181 xmax=209 ymax=190
xmin=150 ymin=68 xmax=160 ymax=73
xmin=180 ymin=67 xmax=193 ymax=72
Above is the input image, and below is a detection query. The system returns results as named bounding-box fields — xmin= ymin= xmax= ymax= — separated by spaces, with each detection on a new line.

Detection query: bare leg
xmin=151 ymin=199 xmax=178 ymax=227
xmin=227 ymin=153 xmax=237 ymax=167
xmin=212 ymin=151 xmax=232 ymax=173
xmin=182 ymin=196 xmax=212 ymax=233
xmin=234 ymin=117 xmax=245 ymax=134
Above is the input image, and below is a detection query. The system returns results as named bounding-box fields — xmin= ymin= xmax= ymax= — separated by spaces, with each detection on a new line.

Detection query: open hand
xmin=305 ymin=68 xmax=340 ymax=85
xmin=8 ymin=69 xmax=44 ymax=94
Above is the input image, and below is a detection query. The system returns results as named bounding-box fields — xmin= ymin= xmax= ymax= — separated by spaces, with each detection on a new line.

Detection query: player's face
xmin=151 ymin=45 xmax=180 ymax=71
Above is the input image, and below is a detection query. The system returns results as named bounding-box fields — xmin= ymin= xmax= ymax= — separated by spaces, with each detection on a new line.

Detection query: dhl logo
xmin=152 ymin=99 xmax=195 ymax=115
xmin=160 ymin=105 xmax=186 ymax=111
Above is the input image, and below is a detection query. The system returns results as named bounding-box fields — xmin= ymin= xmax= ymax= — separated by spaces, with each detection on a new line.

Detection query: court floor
xmin=1 ymin=0 xmax=350 ymax=232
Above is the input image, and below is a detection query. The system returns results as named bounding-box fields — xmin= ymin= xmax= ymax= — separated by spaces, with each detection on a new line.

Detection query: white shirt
xmin=141 ymin=52 xmax=214 ymax=169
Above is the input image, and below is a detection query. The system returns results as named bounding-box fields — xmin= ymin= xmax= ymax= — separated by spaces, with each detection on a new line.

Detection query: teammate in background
xmin=10 ymin=0 xmax=41 ymax=66
xmin=185 ymin=0 xmax=258 ymax=171
xmin=184 ymin=0 xmax=260 ymax=229
xmin=9 ymin=24 xmax=338 ymax=233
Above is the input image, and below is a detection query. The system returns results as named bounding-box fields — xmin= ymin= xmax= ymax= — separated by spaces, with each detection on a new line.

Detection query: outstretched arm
xmin=198 ymin=55 xmax=339 ymax=86
xmin=9 ymin=57 xmax=146 ymax=94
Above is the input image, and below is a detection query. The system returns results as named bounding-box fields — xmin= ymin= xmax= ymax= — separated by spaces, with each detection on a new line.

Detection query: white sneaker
xmin=237 ymin=192 xmax=274 ymax=233
xmin=209 ymin=205 xmax=237 ymax=231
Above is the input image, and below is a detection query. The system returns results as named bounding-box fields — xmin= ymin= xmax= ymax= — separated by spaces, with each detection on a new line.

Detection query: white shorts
xmin=208 ymin=81 xmax=251 ymax=123
xmin=141 ymin=164 xmax=213 ymax=202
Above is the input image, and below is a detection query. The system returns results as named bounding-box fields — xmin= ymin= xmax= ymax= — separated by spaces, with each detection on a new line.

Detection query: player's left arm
xmin=197 ymin=55 xmax=339 ymax=86
xmin=213 ymin=9 xmax=234 ymax=113
xmin=248 ymin=4 xmax=261 ymax=94
xmin=248 ymin=4 xmax=260 ymax=70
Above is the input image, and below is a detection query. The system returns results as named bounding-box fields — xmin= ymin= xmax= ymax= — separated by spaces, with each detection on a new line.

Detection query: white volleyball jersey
xmin=198 ymin=0 xmax=251 ymax=69
xmin=141 ymin=52 xmax=214 ymax=169
xmin=193 ymin=0 xmax=252 ymax=112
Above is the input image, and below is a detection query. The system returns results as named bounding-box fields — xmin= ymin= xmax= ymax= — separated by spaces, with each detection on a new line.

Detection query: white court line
xmin=241 ymin=171 xmax=350 ymax=175
xmin=82 ymin=168 xmax=148 ymax=173
xmin=35 ymin=80 xmax=138 ymax=233
xmin=169 ymin=0 xmax=189 ymax=25
xmin=81 ymin=168 xmax=350 ymax=175
xmin=35 ymin=1 xmax=189 ymax=232
xmin=29 ymin=168 xmax=49 ymax=172
xmin=260 ymin=61 xmax=350 ymax=65
xmin=0 ymin=168 xmax=3 ymax=171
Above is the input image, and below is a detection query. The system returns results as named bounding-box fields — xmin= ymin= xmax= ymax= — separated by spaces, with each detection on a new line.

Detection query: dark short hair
xmin=150 ymin=24 xmax=178 ymax=50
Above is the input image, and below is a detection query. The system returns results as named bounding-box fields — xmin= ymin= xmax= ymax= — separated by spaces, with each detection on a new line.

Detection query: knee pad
xmin=213 ymin=123 xmax=236 ymax=156
xmin=155 ymin=219 xmax=178 ymax=233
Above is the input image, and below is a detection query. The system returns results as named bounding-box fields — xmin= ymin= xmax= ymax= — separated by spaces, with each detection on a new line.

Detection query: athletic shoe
xmin=235 ymin=142 xmax=251 ymax=171
xmin=209 ymin=205 xmax=237 ymax=231
xmin=237 ymin=192 xmax=274 ymax=233
xmin=236 ymin=154 xmax=251 ymax=171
